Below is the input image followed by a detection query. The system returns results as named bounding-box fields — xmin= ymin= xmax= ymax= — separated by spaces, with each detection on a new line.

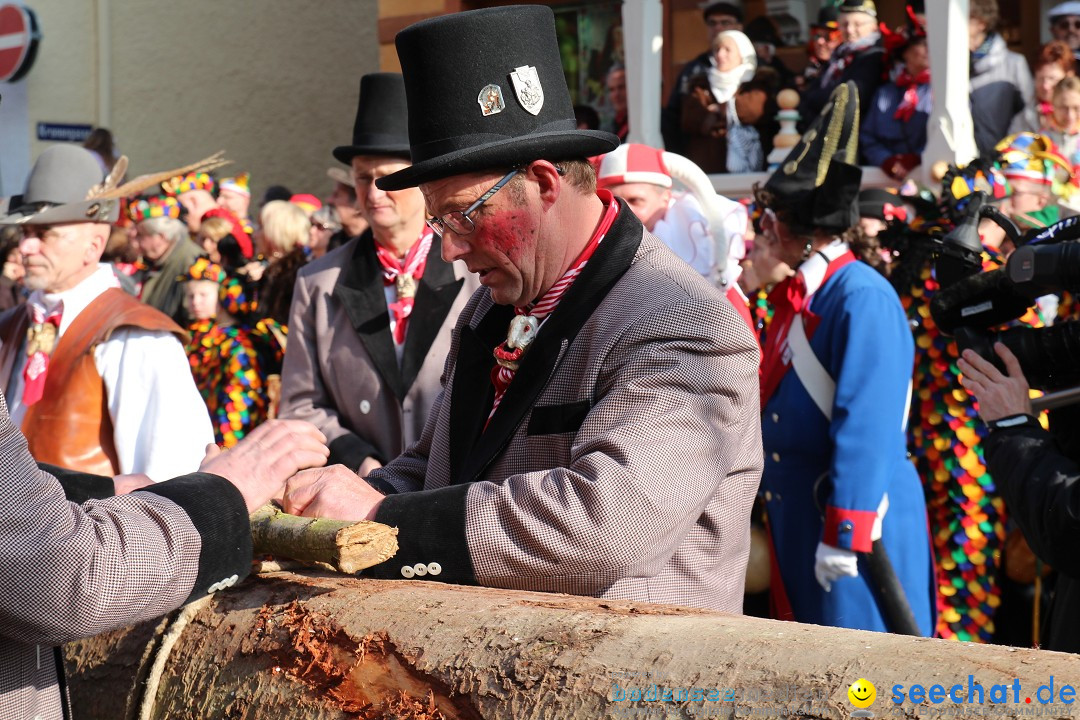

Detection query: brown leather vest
xmin=0 ymin=289 xmax=184 ymax=475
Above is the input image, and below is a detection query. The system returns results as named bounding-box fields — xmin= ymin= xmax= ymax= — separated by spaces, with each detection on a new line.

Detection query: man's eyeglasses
xmin=426 ymin=168 xmax=520 ymax=238
xmin=1055 ymin=16 xmax=1080 ymax=31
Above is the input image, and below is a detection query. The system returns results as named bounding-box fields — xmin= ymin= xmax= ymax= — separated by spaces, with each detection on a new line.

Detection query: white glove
xmin=814 ymin=542 xmax=859 ymax=592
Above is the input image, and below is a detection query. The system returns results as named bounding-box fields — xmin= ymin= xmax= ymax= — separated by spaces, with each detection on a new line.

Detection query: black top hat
xmin=377 ymin=6 xmax=619 ymax=191
xmin=332 ymin=72 xmax=412 ymax=165
xmin=763 ymin=81 xmax=862 ymax=233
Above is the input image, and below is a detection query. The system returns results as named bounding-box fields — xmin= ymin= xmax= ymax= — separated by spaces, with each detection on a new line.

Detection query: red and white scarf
xmin=487 ymin=190 xmax=619 ymax=423
xmin=22 ymin=302 xmax=63 ymax=406
xmin=759 ymin=243 xmax=854 ymax=409
xmin=892 ymin=68 xmax=930 ymax=122
xmin=375 ymin=227 xmax=434 ymax=345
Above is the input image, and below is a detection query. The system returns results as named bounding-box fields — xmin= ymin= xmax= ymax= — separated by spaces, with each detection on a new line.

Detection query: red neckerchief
xmin=893 ymin=68 xmax=929 ymax=121
xmin=487 ymin=189 xmax=619 ymax=425
xmin=759 ymin=248 xmax=855 ymax=409
xmin=1039 ymin=101 xmax=1054 ymax=120
xmin=375 ymin=227 xmax=434 ymax=345
xmin=22 ymin=302 xmax=63 ymax=406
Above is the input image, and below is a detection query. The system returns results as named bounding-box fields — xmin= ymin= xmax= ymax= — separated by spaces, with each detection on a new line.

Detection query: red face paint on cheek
xmin=483 ymin=211 xmax=533 ymax=257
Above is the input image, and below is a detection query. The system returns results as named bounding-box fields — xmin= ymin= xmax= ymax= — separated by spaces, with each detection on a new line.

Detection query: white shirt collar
xmin=797 ymin=240 xmax=849 ymax=298
xmin=29 ymin=264 xmax=121 ymax=336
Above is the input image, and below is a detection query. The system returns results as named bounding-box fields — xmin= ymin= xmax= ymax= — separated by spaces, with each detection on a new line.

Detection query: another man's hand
xmin=113 ymin=474 xmax=153 ymax=494
xmin=357 ymin=455 xmax=383 ymax=477
xmin=200 ymin=420 xmax=330 ymax=513
xmin=282 ymin=465 xmax=385 ymax=521
xmin=958 ymin=343 xmax=1033 ymax=422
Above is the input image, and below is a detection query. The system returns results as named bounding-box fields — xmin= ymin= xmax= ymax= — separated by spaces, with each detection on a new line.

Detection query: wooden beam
xmin=66 ymin=573 xmax=1080 ymax=719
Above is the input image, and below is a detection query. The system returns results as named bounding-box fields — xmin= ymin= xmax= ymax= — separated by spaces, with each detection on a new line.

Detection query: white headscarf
xmin=706 ymin=30 xmax=757 ymax=105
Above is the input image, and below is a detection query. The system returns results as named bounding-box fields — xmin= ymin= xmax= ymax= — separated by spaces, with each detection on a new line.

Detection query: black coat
xmin=985 ymin=420 xmax=1080 ymax=653
xmin=798 ymin=39 xmax=884 ymax=129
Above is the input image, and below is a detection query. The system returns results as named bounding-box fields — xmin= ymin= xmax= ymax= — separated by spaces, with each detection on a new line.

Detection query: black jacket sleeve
xmin=985 ymin=425 xmax=1080 ymax=578
xmin=38 ymin=463 xmax=115 ymax=504
xmin=140 ymin=473 xmax=254 ymax=605
xmin=328 ymin=431 xmax=384 ymax=470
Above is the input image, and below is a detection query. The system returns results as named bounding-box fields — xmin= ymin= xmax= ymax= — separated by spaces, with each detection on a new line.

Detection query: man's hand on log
xmin=282 ymin=464 xmax=385 ymax=521
xmin=200 ymin=420 xmax=330 ymax=513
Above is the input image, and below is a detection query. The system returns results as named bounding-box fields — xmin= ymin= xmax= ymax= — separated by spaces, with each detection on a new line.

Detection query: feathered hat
xmin=1 ymin=147 xmax=227 ymax=225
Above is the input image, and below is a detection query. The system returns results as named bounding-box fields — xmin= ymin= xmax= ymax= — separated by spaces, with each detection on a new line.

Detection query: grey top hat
xmin=0 ymin=145 xmax=118 ymax=225
xmin=377 ymin=6 xmax=619 ymax=191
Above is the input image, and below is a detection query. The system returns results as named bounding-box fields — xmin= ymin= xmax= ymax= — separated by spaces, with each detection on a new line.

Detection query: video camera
xmin=928 ymin=192 xmax=1080 ymax=393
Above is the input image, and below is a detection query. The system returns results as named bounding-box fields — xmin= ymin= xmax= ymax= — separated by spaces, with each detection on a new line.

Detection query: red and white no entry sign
xmin=0 ymin=4 xmax=39 ymax=83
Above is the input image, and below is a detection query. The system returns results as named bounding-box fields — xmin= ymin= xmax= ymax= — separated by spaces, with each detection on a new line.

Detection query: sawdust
xmin=249 ymin=601 xmax=480 ymax=719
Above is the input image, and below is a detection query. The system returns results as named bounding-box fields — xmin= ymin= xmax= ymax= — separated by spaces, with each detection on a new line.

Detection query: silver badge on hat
xmin=478 ymin=84 xmax=505 ymax=116
xmin=510 ymin=66 xmax=544 ymax=116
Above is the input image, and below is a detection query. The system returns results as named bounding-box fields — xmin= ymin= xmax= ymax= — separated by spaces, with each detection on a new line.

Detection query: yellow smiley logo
xmin=848 ymin=679 xmax=876 ymax=708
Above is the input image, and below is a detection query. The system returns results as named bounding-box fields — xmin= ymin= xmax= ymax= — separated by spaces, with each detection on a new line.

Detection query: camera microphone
xmin=929 ymin=268 xmax=1038 ymax=334
xmin=935 ymin=193 xmax=989 ymax=288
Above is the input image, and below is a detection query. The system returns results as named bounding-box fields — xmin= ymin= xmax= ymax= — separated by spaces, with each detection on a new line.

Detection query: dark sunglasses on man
xmin=1055 ymin=16 xmax=1080 ymax=31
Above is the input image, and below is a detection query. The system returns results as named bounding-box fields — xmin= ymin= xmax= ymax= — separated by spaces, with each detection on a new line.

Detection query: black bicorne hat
xmin=763 ymin=81 xmax=862 ymax=233
xmin=332 ymin=72 xmax=412 ymax=164
xmin=377 ymin=5 xmax=619 ymax=191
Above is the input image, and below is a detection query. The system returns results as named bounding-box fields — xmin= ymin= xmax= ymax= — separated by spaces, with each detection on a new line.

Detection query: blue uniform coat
xmin=761 ymin=259 xmax=935 ymax=634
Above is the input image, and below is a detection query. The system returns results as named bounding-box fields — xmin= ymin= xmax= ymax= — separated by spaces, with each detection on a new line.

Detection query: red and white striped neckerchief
xmin=375 ymin=226 xmax=434 ymax=345
xmin=487 ymin=190 xmax=619 ymax=424
xmin=22 ymin=302 xmax=64 ymax=407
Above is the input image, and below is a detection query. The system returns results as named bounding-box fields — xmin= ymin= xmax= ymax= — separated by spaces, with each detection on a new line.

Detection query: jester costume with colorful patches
xmin=896 ymin=151 xmax=1058 ymax=641
xmin=185 ymin=318 xmax=284 ymax=448
xmin=891 ymin=244 xmax=1030 ymax=641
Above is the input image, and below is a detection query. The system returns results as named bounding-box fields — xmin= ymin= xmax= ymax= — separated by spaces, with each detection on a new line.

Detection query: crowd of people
xmin=3 ymin=1 xmax=1080 ymax=718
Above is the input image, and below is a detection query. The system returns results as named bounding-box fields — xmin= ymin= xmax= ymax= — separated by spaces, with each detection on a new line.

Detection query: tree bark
xmin=64 ymin=573 xmax=1080 ymax=720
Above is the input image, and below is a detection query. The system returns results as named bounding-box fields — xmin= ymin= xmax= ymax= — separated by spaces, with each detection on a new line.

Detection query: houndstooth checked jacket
xmin=0 ymin=394 xmax=254 ymax=720
xmin=365 ymin=203 xmax=763 ymax=612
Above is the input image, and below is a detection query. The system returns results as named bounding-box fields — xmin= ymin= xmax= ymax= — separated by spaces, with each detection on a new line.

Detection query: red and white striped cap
xmin=596 ymin=143 xmax=672 ymax=189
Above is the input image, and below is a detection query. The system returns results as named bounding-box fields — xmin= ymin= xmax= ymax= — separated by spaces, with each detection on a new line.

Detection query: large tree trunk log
xmin=65 ymin=572 xmax=1080 ymax=720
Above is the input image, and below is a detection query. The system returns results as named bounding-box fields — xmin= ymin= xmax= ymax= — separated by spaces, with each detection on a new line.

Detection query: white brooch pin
xmin=510 ymin=65 xmax=544 ymax=116
xmin=478 ymin=84 xmax=505 ymax=116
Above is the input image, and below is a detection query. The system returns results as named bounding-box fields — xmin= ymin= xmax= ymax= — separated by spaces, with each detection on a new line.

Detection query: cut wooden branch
xmin=249 ymin=504 xmax=398 ymax=574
